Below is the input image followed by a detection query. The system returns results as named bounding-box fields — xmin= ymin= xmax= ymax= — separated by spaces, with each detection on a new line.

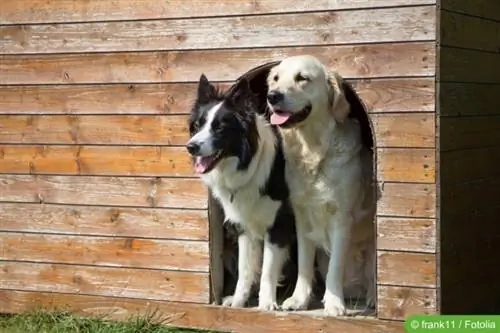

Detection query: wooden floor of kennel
xmin=1 ymin=1 xmax=500 ymax=332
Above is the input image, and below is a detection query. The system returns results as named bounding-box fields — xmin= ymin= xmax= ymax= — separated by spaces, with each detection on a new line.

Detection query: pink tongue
xmin=270 ymin=111 xmax=292 ymax=125
xmin=194 ymin=156 xmax=213 ymax=174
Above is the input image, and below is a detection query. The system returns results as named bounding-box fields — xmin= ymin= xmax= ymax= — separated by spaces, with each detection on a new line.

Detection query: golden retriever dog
xmin=266 ymin=55 xmax=376 ymax=316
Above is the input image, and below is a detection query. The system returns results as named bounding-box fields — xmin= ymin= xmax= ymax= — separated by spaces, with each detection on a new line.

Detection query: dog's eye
xmin=273 ymin=75 xmax=279 ymax=82
xmin=295 ymin=73 xmax=309 ymax=82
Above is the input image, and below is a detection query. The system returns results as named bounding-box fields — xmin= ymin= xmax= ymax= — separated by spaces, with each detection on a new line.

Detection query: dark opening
xmin=208 ymin=61 xmax=377 ymax=314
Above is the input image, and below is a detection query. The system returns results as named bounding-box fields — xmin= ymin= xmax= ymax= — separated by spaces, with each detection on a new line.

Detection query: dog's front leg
xmin=281 ymin=217 xmax=315 ymax=311
xmin=223 ymin=232 xmax=261 ymax=308
xmin=323 ymin=213 xmax=352 ymax=316
xmin=258 ymin=238 xmax=288 ymax=311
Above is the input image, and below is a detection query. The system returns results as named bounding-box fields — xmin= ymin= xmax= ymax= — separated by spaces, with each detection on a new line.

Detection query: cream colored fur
xmin=266 ymin=55 xmax=376 ymax=316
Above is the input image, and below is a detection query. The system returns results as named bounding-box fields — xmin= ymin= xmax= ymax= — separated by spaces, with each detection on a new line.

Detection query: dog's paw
xmin=258 ymin=296 xmax=279 ymax=311
xmin=222 ymin=295 xmax=234 ymax=307
xmin=222 ymin=295 xmax=247 ymax=308
xmin=281 ymin=294 xmax=310 ymax=311
xmin=323 ymin=294 xmax=346 ymax=317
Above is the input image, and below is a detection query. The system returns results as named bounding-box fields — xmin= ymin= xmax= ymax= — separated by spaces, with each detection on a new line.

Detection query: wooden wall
xmin=0 ymin=0 xmax=437 ymax=326
xmin=438 ymin=0 xmax=500 ymax=314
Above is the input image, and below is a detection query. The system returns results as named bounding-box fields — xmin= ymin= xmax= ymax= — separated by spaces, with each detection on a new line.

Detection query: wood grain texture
xmin=371 ymin=113 xmax=435 ymax=148
xmin=0 ymin=43 xmax=436 ymax=84
xmin=0 ymin=115 xmax=188 ymax=145
xmin=0 ymin=145 xmax=432 ymax=183
xmin=0 ymin=7 xmax=436 ymax=54
xmin=0 ymin=78 xmax=435 ymax=115
xmin=0 ymin=114 xmax=433 ymax=148
xmin=0 ymin=84 xmax=197 ymax=115
xmin=377 ymin=286 xmax=437 ymax=320
xmin=377 ymin=148 xmax=435 ymax=183
xmin=0 ymin=175 xmax=207 ymax=209
xmin=439 ymin=82 xmax=500 ymax=116
xmin=0 ymin=203 xmax=208 ymax=240
xmin=439 ymin=218 xmax=500 ymax=314
xmin=1 ymin=233 xmax=209 ymax=272
xmin=351 ymin=78 xmax=435 ymax=113
xmin=377 ymin=218 xmax=436 ymax=252
xmin=440 ymin=0 xmax=500 ymax=21
xmin=441 ymin=176 xmax=500 ymax=218
xmin=0 ymin=0 xmax=436 ymax=24
xmin=440 ymin=147 xmax=500 ymax=185
xmin=439 ymin=47 xmax=500 ymax=83
xmin=440 ymin=10 xmax=500 ymax=53
xmin=0 ymin=291 xmax=407 ymax=333
xmin=377 ymin=183 xmax=436 ymax=218
xmin=377 ymin=251 xmax=436 ymax=287
xmin=440 ymin=116 xmax=500 ymax=151
xmin=0 ymin=145 xmax=194 ymax=177
xmin=0 ymin=262 xmax=209 ymax=303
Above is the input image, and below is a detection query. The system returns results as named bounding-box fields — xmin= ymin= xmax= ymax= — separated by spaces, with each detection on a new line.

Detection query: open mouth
xmin=194 ymin=150 xmax=223 ymax=174
xmin=269 ymin=104 xmax=312 ymax=128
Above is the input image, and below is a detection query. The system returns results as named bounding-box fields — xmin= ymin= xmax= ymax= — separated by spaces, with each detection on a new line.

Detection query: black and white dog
xmin=186 ymin=74 xmax=296 ymax=310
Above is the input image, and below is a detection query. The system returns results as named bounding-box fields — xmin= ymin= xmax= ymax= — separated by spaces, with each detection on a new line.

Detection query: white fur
xmin=267 ymin=55 xmax=376 ymax=316
xmin=197 ymin=107 xmax=289 ymax=310
xmin=188 ymin=102 xmax=220 ymax=156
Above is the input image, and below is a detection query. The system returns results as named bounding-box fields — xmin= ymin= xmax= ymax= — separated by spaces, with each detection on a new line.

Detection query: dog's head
xmin=266 ymin=55 xmax=350 ymax=128
xmin=186 ymin=74 xmax=260 ymax=174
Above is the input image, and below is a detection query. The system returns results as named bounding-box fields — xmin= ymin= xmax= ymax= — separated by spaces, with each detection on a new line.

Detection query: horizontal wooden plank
xmin=0 ymin=115 xmax=188 ymax=145
xmin=439 ymin=82 xmax=500 ymax=117
xmin=440 ymin=0 xmax=500 ymax=22
xmin=0 ymin=7 xmax=436 ymax=54
xmin=0 ymin=291 xmax=406 ymax=333
xmin=377 ymin=251 xmax=436 ymax=287
xmin=371 ymin=113 xmax=435 ymax=148
xmin=440 ymin=228 xmax=500 ymax=314
xmin=441 ymin=176 xmax=500 ymax=218
xmin=0 ymin=175 xmax=207 ymax=209
xmin=377 ymin=148 xmax=435 ymax=183
xmin=377 ymin=218 xmax=436 ymax=252
xmin=0 ymin=203 xmax=208 ymax=240
xmin=0 ymin=145 xmax=433 ymax=182
xmin=0 ymin=0 xmax=436 ymax=24
xmin=439 ymin=47 xmax=500 ymax=83
xmin=0 ymin=113 xmax=434 ymax=148
xmin=352 ymin=78 xmax=435 ymax=113
xmin=440 ymin=115 xmax=500 ymax=151
xmin=0 ymin=78 xmax=435 ymax=115
xmin=440 ymin=10 xmax=500 ymax=53
xmin=0 ymin=43 xmax=436 ymax=85
xmin=0 ymin=83 xmax=195 ymax=115
xmin=1 ymin=233 xmax=209 ymax=272
xmin=377 ymin=286 xmax=437 ymax=320
xmin=0 ymin=145 xmax=194 ymax=177
xmin=377 ymin=183 xmax=436 ymax=218
xmin=0 ymin=262 xmax=209 ymax=303
xmin=441 ymin=147 xmax=500 ymax=185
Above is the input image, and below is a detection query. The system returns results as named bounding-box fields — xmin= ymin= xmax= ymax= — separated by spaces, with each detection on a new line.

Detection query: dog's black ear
xmin=197 ymin=73 xmax=217 ymax=104
xmin=225 ymin=78 xmax=252 ymax=107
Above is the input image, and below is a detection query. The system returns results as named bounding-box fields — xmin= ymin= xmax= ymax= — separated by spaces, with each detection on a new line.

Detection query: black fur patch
xmin=188 ymin=75 xmax=260 ymax=171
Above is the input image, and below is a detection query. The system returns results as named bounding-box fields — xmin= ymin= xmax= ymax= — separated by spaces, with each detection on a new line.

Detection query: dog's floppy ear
xmin=197 ymin=73 xmax=217 ymax=104
xmin=326 ymin=70 xmax=350 ymax=123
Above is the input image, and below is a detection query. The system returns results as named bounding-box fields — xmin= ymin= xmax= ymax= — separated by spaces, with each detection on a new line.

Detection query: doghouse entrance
xmin=208 ymin=61 xmax=377 ymax=317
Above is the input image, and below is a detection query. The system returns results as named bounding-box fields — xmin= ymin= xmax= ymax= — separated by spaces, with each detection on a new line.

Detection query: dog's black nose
xmin=186 ymin=142 xmax=200 ymax=155
xmin=267 ymin=91 xmax=283 ymax=105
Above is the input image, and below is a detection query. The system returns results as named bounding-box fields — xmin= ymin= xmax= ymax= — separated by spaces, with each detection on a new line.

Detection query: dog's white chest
xmin=212 ymin=186 xmax=281 ymax=240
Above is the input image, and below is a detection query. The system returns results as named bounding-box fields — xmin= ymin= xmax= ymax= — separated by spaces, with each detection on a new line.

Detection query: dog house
xmin=1 ymin=1 xmax=499 ymax=332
